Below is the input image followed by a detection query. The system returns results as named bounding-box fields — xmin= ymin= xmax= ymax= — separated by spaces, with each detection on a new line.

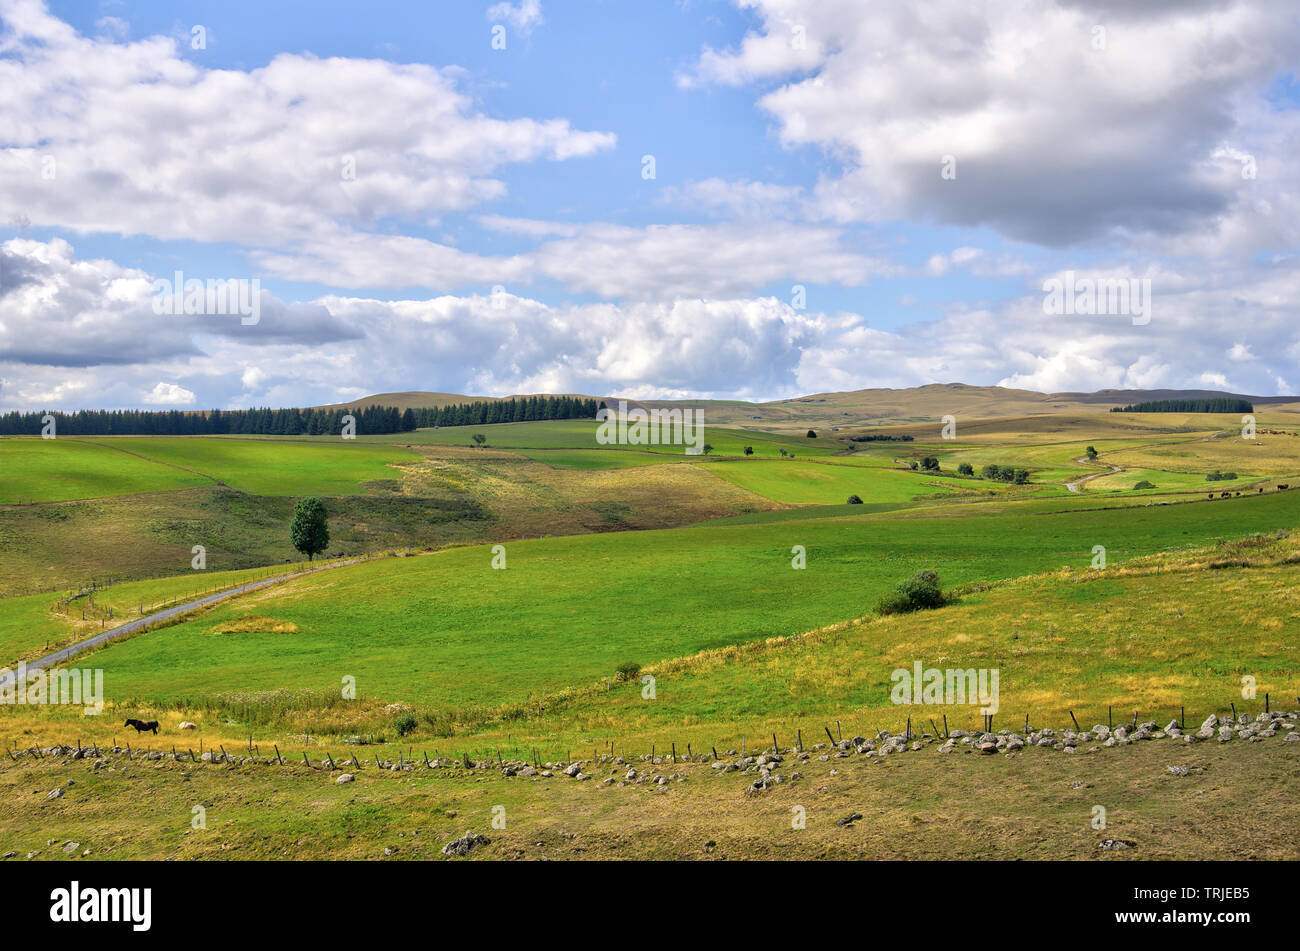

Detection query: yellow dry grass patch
xmin=207 ymin=615 xmax=299 ymax=635
xmin=397 ymin=447 xmax=779 ymax=537
xmin=1108 ymin=432 xmax=1300 ymax=478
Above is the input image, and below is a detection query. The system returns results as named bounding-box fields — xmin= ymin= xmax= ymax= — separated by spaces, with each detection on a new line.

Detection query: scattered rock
xmin=336 ymin=773 xmax=354 ymax=784
xmin=45 ymin=788 xmax=63 ymax=801
xmin=1166 ymin=765 xmax=1189 ymax=776
xmin=178 ymin=722 xmax=197 ymax=730
xmin=836 ymin=812 xmax=863 ymax=827
xmin=1097 ymin=839 xmax=1134 ymax=851
xmin=442 ymin=831 xmax=490 ymax=857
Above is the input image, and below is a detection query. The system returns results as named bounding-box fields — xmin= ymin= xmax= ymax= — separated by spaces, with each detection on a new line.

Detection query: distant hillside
xmin=315 ymin=383 xmax=1295 ymax=433
xmin=1053 ymin=387 xmax=1294 ymax=406
xmin=309 ymin=391 xmax=600 ymax=412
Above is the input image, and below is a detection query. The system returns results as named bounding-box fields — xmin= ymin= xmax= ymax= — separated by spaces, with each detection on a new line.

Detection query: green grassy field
xmin=89 ymin=437 xmax=418 ymax=496
xmin=456 ymin=536 xmax=1300 ymax=751
xmin=1087 ymin=467 xmax=1236 ymax=493
xmin=0 ymin=437 xmax=417 ymax=502
xmin=0 ymin=439 xmax=211 ymax=503
xmin=53 ymin=491 xmax=1298 ymax=715
xmin=0 ymin=560 xmax=367 ymax=666
xmin=701 ymin=458 xmax=963 ymax=505
xmin=2 ymin=406 xmax=1300 ymax=863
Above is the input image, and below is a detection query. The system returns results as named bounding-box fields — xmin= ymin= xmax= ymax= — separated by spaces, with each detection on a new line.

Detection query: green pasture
xmin=1 ymin=437 xmax=416 ymax=502
xmin=84 ymin=438 xmax=415 ymax=497
xmin=1087 ymin=467 xmax=1231 ymax=493
xmin=0 ymin=439 xmax=211 ymax=503
xmin=480 ymin=552 xmax=1300 ymax=749
xmin=72 ymin=490 xmax=1299 ymax=711
xmin=701 ymin=458 xmax=962 ymax=505
xmin=0 ymin=559 xmax=359 ymax=666
xmin=0 ymin=592 xmax=76 ymax=664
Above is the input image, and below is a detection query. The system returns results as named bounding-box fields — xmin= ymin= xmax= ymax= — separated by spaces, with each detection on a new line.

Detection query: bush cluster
xmin=877 ymin=569 xmax=950 ymax=615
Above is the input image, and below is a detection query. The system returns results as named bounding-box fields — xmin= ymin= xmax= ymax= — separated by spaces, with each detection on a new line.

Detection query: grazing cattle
xmin=1279 ymin=484 xmax=1290 ymax=490
xmin=1259 ymin=487 xmax=1265 ymax=493
xmin=124 ymin=718 xmax=159 ymax=735
xmin=1208 ymin=493 xmax=1215 ymax=499
xmin=1221 ymin=491 xmax=1231 ymax=498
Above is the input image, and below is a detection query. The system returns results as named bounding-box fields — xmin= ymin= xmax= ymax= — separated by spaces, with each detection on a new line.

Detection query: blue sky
xmin=2 ymin=0 xmax=1298 ymax=409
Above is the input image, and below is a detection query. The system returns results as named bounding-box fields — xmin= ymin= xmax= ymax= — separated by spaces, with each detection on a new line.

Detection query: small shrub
xmin=846 ymin=494 xmax=863 ymax=504
xmin=957 ymin=462 xmax=973 ymax=476
xmin=877 ymin=569 xmax=949 ymax=615
xmin=394 ymin=712 xmax=417 ymax=737
xmin=1133 ymin=480 xmax=1156 ymax=490
xmin=615 ymin=661 xmax=641 ymax=682
xmin=806 ymin=429 xmax=817 ymax=438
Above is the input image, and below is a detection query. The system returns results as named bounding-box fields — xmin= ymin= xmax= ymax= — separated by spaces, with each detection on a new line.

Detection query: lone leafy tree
xmin=290 ymin=497 xmax=330 ymax=561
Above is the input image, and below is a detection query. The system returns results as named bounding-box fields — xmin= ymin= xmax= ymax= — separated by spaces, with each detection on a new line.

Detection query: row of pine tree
xmin=0 ymin=396 xmax=604 ymax=436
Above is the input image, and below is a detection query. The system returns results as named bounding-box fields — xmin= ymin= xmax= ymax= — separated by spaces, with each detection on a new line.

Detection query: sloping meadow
xmin=58 ymin=490 xmax=1298 ymax=728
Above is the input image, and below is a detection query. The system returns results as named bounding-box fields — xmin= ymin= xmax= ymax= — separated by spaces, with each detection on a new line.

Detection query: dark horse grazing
xmin=124 ymin=718 xmax=159 ymax=735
